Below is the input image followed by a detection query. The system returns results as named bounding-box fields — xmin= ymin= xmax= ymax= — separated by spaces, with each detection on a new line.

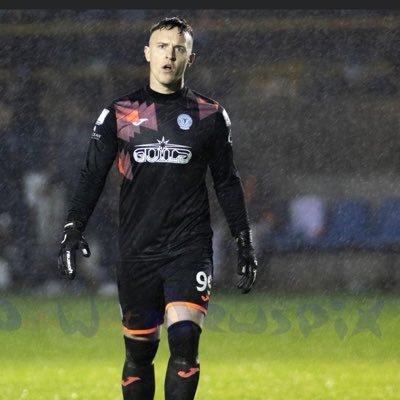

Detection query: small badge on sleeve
xmin=96 ymin=109 xmax=110 ymax=126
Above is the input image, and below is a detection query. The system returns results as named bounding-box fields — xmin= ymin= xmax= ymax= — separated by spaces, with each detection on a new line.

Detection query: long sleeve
xmin=66 ymin=107 xmax=118 ymax=230
xmin=208 ymin=108 xmax=250 ymax=237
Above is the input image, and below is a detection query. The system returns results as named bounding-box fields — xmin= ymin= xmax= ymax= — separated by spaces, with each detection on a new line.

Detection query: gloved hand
xmin=57 ymin=221 xmax=91 ymax=280
xmin=235 ymin=229 xmax=258 ymax=294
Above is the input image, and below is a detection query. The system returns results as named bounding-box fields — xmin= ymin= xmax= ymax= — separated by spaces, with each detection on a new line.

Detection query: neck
xmin=149 ymin=78 xmax=184 ymax=94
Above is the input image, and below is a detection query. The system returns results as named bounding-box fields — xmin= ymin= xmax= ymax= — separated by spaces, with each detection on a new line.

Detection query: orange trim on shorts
xmin=123 ymin=326 xmax=159 ymax=335
xmin=165 ymin=301 xmax=207 ymax=315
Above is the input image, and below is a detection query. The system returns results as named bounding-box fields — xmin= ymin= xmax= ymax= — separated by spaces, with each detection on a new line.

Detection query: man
xmin=58 ymin=16 xmax=259 ymax=400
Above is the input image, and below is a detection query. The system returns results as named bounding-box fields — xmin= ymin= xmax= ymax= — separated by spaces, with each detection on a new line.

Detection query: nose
xmin=166 ymin=47 xmax=176 ymax=61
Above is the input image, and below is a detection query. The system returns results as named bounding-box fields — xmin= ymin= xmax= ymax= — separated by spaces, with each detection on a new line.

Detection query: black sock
xmin=122 ymin=337 xmax=159 ymax=400
xmin=165 ymin=321 xmax=201 ymax=400
xmin=165 ymin=357 xmax=200 ymax=400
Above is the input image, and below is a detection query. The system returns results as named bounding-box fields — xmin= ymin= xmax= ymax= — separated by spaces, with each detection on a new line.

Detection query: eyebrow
xmin=155 ymin=41 xmax=187 ymax=49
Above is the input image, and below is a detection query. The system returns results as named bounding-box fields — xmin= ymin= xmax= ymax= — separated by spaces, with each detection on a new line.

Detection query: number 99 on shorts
xmin=196 ymin=271 xmax=212 ymax=295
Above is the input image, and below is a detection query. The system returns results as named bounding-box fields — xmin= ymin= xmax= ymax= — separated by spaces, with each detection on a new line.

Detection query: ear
xmin=187 ymin=52 xmax=196 ymax=67
xmin=144 ymin=46 xmax=150 ymax=62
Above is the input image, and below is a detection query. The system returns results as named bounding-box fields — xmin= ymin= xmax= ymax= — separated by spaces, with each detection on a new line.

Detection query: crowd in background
xmin=1 ymin=9 xmax=400 ymax=293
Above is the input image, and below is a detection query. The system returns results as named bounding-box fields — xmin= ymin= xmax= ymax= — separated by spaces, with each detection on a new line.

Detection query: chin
xmin=160 ymin=77 xmax=178 ymax=84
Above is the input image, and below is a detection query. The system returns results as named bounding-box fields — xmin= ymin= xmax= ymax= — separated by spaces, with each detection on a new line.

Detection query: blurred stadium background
xmin=2 ymin=9 xmax=400 ymax=294
xmin=1 ymin=9 xmax=400 ymax=400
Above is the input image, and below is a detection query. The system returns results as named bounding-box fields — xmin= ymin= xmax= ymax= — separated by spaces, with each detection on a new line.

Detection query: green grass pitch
xmin=1 ymin=292 xmax=399 ymax=399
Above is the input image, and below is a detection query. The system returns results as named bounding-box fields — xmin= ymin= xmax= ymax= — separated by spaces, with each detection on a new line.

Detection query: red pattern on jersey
xmin=118 ymin=149 xmax=133 ymax=180
xmin=115 ymin=100 xmax=158 ymax=142
xmin=197 ymin=97 xmax=219 ymax=120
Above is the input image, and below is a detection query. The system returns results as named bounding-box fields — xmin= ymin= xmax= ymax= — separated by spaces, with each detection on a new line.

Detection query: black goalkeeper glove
xmin=235 ymin=229 xmax=258 ymax=294
xmin=57 ymin=221 xmax=91 ymax=280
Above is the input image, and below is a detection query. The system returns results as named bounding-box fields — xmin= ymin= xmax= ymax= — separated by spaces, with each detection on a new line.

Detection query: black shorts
xmin=116 ymin=249 xmax=213 ymax=335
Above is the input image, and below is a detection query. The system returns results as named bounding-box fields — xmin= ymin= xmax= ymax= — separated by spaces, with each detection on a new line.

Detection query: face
xmin=144 ymin=26 xmax=195 ymax=94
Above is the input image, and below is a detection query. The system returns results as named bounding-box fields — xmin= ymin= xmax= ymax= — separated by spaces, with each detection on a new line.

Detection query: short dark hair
xmin=149 ymin=16 xmax=193 ymax=39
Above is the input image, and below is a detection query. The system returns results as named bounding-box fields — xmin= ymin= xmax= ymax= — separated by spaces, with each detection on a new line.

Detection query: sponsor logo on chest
xmin=133 ymin=137 xmax=192 ymax=164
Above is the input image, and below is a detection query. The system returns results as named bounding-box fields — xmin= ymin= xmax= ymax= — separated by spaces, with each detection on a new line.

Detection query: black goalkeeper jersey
xmin=67 ymin=85 xmax=250 ymax=261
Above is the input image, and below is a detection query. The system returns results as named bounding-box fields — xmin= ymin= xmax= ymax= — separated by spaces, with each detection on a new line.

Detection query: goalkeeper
xmin=58 ymin=16 xmax=259 ymax=400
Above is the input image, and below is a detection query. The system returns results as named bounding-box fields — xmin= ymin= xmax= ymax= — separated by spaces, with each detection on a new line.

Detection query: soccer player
xmin=57 ymin=16 xmax=259 ymax=400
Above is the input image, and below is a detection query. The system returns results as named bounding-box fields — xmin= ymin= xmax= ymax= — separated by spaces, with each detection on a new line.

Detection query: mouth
xmin=162 ymin=64 xmax=174 ymax=72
